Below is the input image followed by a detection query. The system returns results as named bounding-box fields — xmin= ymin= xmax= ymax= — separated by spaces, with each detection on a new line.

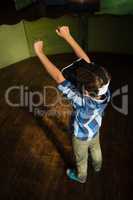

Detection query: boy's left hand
xmin=34 ymin=41 xmax=44 ymax=55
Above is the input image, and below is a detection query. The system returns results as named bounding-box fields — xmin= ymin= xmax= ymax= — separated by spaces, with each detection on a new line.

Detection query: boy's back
xmin=58 ymin=59 xmax=110 ymax=141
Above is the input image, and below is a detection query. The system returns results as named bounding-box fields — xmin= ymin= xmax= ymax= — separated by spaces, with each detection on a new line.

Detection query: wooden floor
xmin=0 ymin=53 xmax=131 ymax=200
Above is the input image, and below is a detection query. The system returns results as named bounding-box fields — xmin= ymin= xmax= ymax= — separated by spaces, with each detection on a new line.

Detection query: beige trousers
xmin=72 ymin=133 xmax=102 ymax=181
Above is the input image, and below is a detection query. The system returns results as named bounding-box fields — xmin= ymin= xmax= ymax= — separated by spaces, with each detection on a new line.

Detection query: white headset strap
xmin=98 ymin=81 xmax=110 ymax=96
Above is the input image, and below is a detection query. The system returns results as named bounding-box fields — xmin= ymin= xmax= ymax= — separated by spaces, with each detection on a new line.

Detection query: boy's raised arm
xmin=56 ymin=26 xmax=91 ymax=63
xmin=34 ymin=41 xmax=65 ymax=84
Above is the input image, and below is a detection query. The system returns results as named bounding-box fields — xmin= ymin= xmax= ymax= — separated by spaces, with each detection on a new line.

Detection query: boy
xmin=34 ymin=26 xmax=111 ymax=183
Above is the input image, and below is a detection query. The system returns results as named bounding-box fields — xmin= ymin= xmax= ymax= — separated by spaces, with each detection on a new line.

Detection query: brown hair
xmin=76 ymin=61 xmax=111 ymax=97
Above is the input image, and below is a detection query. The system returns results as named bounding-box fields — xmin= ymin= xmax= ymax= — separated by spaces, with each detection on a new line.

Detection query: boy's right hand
xmin=56 ymin=26 xmax=71 ymax=39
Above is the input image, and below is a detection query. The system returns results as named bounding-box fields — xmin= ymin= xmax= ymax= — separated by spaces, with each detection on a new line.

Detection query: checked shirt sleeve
xmin=57 ymin=80 xmax=84 ymax=108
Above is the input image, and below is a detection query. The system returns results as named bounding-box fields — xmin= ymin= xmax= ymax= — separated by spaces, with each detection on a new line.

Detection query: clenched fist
xmin=34 ymin=40 xmax=44 ymax=55
xmin=56 ymin=26 xmax=71 ymax=39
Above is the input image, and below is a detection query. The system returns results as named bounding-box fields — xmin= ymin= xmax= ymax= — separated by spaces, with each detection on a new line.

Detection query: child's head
xmin=76 ymin=61 xmax=111 ymax=98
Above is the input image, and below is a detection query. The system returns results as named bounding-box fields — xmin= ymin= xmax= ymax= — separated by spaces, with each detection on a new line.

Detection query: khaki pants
xmin=72 ymin=133 xmax=102 ymax=181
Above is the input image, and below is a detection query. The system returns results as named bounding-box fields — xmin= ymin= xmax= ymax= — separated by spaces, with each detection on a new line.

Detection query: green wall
xmin=0 ymin=15 xmax=133 ymax=69
xmin=0 ymin=21 xmax=30 ymax=69
xmin=0 ymin=16 xmax=79 ymax=69
xmin=14 ymin=0 xmax=33 ymax=10
xmin=24 ymin=17 xmax=79 ymax=56
xmin=88 ymin=15 xmax=133 ymax=54
xmin=101 ymin=0 xmax=133 ymax=15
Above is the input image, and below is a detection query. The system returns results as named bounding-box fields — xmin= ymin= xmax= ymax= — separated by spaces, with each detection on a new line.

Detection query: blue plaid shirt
xmin=58 ymin=80 xmax=110 ymax=141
